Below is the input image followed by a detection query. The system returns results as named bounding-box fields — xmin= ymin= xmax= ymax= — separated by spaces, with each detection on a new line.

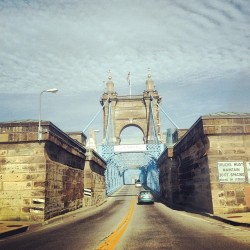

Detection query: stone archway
xmin=100 ymin=71 xmax=162 ymax=144
xmin=119 ymin=124 xmax=144 ymax=144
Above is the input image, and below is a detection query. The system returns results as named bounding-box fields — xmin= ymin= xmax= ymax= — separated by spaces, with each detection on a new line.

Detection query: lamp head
xmin=46 ymin=88 xmax=58 ymax=93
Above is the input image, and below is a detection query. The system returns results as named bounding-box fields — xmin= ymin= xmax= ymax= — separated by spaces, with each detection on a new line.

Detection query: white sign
xmin=217 ymin=161 xmax=245 ymax=183
xmin=114 ymin=144 xmax=147 ymax=152
xmin=247 ymin=162 xmax=250 ymax=183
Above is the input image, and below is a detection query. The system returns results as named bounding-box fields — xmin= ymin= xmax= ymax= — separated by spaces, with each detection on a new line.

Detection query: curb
xmin=0 ymin=225 xmax=29 ymax=239
xmin=208 ymin=214 xmax=250 ymax=227
xmin=160 ymin=198 xmax=250 ymax=228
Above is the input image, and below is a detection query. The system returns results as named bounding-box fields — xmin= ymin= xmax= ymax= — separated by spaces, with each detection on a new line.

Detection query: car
xmin=137 ymin=190 xmax=154 ymax=204
xmin=135 ymin=180 xmax=142 ymax=187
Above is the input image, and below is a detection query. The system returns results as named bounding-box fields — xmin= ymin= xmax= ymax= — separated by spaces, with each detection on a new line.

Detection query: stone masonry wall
xmin=158 ymin=147 xmax=179 ymax=204
xmin=158 ymin=114 xmax=250 ymax=215
xmin=84 ymin=150 xmax=106 ymax=207
xmin=0 ymin=143 xmax=46 ymax=221
xmin=172 ymin=119 xmax=213 ymax=212
xmin=44 ymin=142 xmax=84 ymax=221
xmin=0 ymin=121 xmax=86 ymax=222
xmin=203 ymin=115 xmax=250 ymax=214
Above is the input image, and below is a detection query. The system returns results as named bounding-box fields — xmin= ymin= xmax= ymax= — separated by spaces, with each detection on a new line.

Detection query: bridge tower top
xmin=145 ymin=68 xmax=154 ymax=91
xmin=100 ymin=71 xmax=162 ymax=145
xmin=106 ymin=70 xmax=115 ymax=93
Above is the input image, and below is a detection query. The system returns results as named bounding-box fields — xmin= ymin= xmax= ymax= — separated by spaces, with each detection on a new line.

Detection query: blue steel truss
xmin=101 ymin=144 xmax=163 ymax=196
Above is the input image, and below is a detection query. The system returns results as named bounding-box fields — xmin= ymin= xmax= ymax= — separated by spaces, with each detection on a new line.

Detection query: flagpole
xmin=127 ymin=72 xmax=131 ymax=97
xmin=129 ymin=78 xmax=131 ymax=97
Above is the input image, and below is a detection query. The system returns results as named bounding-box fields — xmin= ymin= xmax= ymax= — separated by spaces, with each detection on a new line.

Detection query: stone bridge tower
xmin=100 ymin=72 xmax=161 ymax=144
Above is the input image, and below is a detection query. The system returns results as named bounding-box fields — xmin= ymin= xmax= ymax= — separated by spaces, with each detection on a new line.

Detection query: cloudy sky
xmin=0 ymin=0 xmax=249 ymax=143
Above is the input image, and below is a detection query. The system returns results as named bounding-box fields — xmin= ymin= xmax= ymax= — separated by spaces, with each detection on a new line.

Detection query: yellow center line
xmin=96 ymin=198 xmax=136 ymax=250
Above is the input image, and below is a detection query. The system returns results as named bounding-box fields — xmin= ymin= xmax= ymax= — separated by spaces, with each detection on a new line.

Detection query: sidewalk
xmin=1 ymin=210 xmax=250 ymax=239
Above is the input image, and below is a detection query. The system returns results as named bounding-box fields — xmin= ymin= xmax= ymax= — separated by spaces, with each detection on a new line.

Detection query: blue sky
xmin=0 ymin=0 xmax=249 ymax=143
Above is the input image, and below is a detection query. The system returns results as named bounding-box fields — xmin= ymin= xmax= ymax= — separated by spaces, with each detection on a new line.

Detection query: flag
xmin=127 ymin=72 xmax=130 ymax=85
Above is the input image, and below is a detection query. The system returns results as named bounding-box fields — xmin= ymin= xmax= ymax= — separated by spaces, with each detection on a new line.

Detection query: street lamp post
xmin=38 ymin=88 xmax=58 ymax=141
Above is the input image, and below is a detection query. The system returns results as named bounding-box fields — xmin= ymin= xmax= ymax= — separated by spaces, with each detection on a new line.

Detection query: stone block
xmin=0 ymin=164 xmax=38 ymax=173
xmin=23 ymin=198 xmax=31 ymax=206
xmin=0 ymin=134 xmax=9 ymax=142
xmin=0 ymin=207 xmax=22 ymax=220
xmin=3 ymin=181 xmax=32 ymax=190
xmin=30 ymin=213 xmax=45 ymax=222
xmin=0 ymin=150 xmax=7 ymax=156
xmin=31 ymin=190 xmax=45 ymax=196
xmin=33 ymin=181 xmax=46 ymax=188
xmin=221 ymin=126 xmax=244 ymax=133
xmin=203 ymin=118 xmax=232 ymax=125
xmin=0 ymin=198 xmax=21 ymax=206
xmin=245 ymin=125 xmax=250 ymax=133
xmin=204 ymin=126 xmax=221 ymax=134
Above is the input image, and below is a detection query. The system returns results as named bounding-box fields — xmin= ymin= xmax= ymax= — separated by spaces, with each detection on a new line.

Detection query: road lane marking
xmin=96 ymin=198 xmax=136 ymax=250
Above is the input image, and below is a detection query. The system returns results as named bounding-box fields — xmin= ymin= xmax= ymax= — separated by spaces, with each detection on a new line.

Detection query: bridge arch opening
xmin=119 ymin=125 xmax=144 ymax=145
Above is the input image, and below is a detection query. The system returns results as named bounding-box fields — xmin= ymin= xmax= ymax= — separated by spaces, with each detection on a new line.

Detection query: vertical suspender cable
xmin=105 ymin=99 xmax=112 ymax=144
xmin=149 ymin=97 xmax=159 ymax=144
xmin=150 ymin=95 xmax=179 ymax=129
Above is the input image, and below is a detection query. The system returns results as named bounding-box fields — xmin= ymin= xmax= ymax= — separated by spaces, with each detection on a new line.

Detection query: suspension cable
xmin=150 ymin=95 xmax=179 ymax=129
xmin=82 ymin=97 xmax=110 ymax=133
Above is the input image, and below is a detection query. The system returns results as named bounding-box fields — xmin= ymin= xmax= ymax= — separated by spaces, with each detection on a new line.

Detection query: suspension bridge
xmin=84 ymin=71 xmax=178 ymax=196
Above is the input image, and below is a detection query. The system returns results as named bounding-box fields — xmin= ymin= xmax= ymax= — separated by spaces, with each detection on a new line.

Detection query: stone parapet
xmin=0 ymin=121 xmax=86 ymax=158
xmin=67 ymin=131 xmax=87 ymax=146
xmin=172 ymin=129 xmax=188 ymax=143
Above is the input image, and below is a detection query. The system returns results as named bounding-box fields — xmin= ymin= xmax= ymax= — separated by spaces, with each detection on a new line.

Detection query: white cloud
xmin=0 ymin=0 xmax=249 ymax=136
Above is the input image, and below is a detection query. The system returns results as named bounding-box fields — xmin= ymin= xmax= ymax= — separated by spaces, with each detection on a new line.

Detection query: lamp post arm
xmin=38 ymin=89 xmax=58 ymax=141
xmin=38 ymin=91 xmax=46 ymax=141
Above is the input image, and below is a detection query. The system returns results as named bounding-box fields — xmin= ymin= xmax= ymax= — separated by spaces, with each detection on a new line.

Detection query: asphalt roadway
xmin=1 ymin=190 xmax=250 ymax=239
xmin=0 ymin=187 xmax=250 ymax=248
